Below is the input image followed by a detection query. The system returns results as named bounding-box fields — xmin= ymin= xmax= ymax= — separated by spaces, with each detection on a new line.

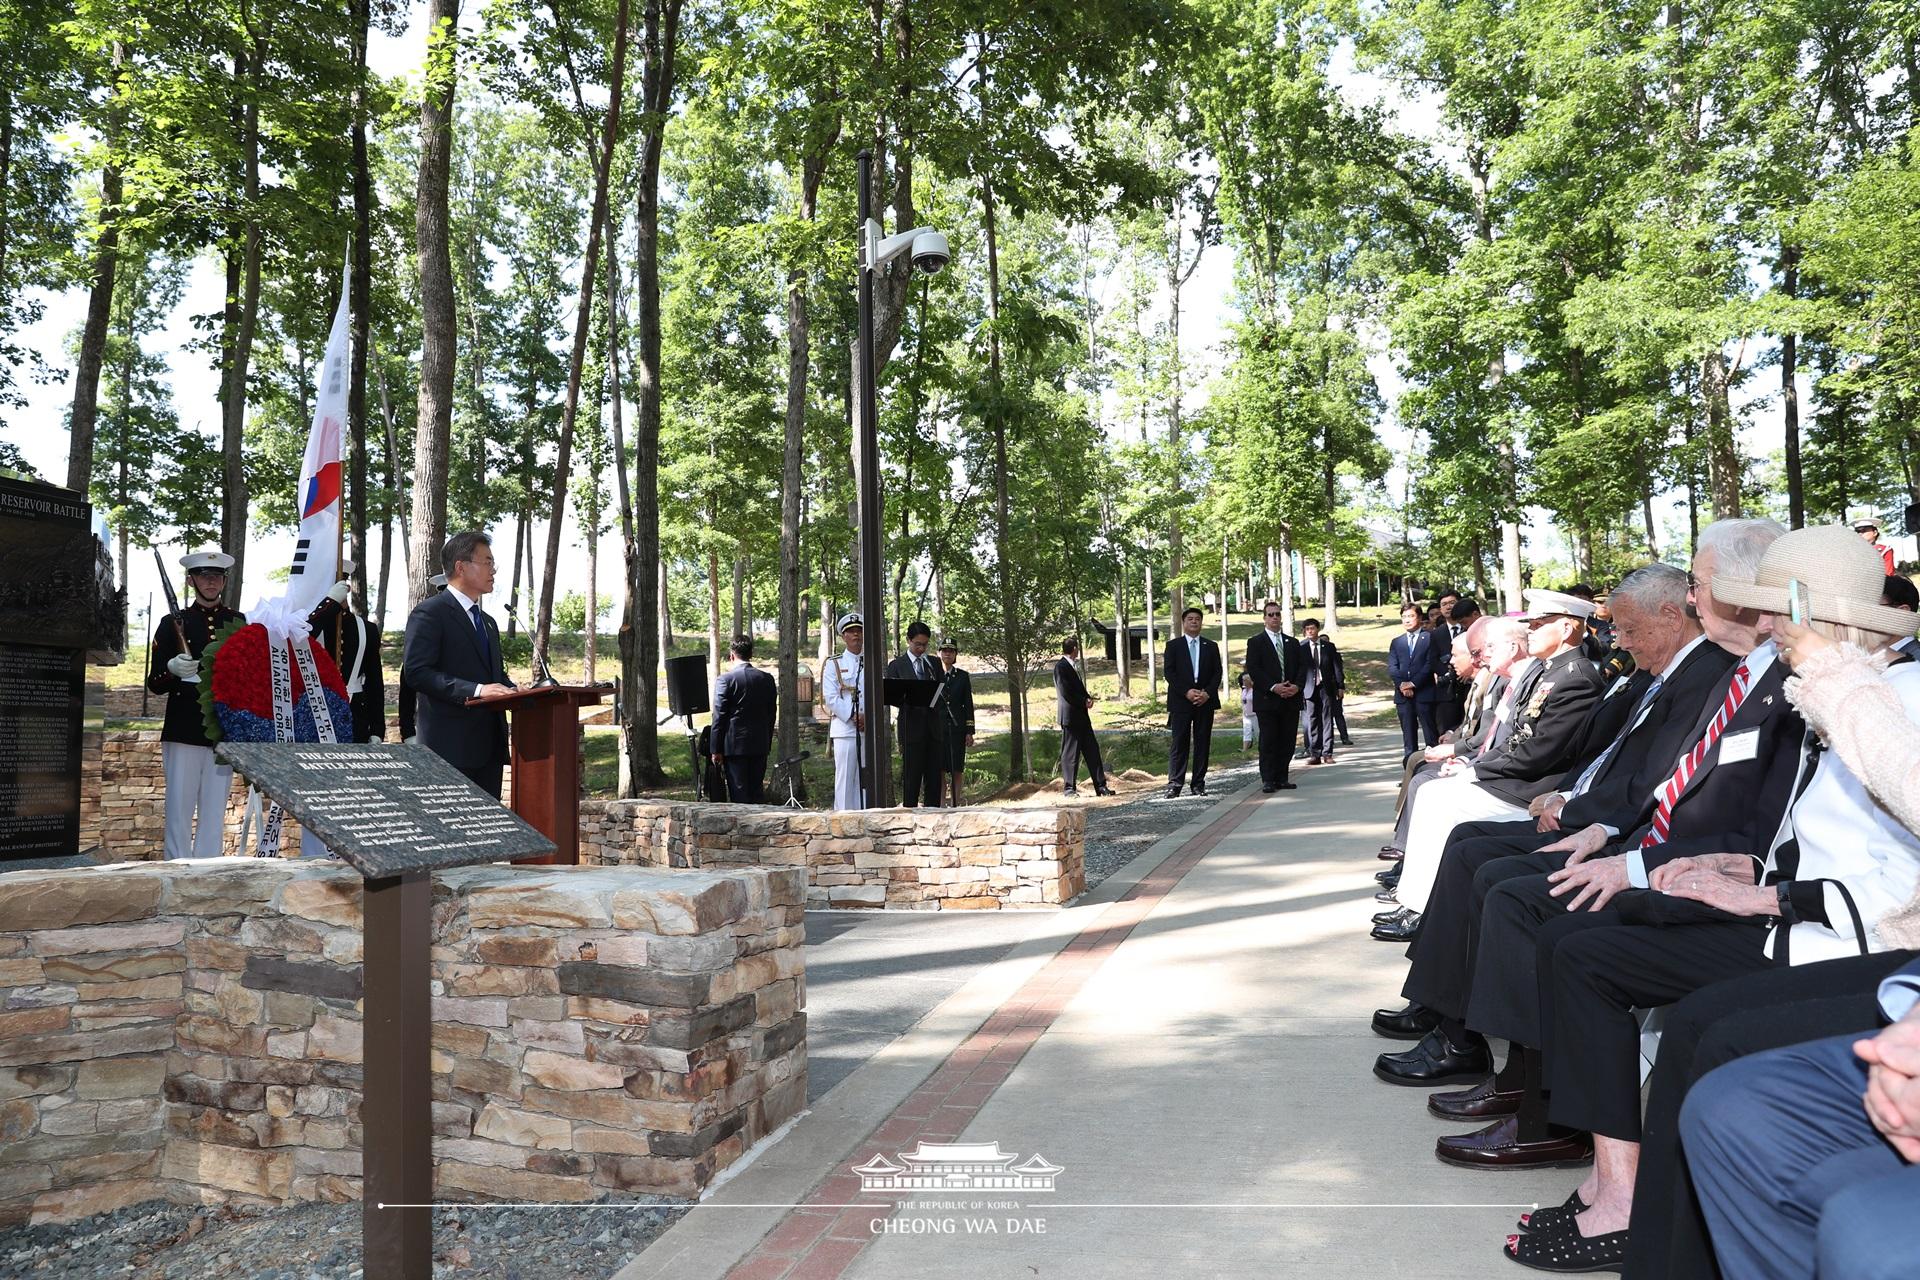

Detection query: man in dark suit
xmin=884 ymin=621 xmax=947 ymax=807
xmin=397 ymin=572 xmax=446 ymax=743
xmin=1245 ymin=599 xmax=1305 ymax=793
xmin=1164 ymin=606 xmax=1223 ymax=797
xmin=936 ymin=637 xmax=975 ymax=806
xmin=710 ymin=635 xmax=777 ymax=804
xmin=1388 ymin=602 xmax=1443 ymax=754
xmin=402 ymin=531 xmax=514 ymax=797
xmin=1055 ymin=638 xmax=1112 ymax=796
xmin=1298 ymin=618 xmax=1344 ymax=765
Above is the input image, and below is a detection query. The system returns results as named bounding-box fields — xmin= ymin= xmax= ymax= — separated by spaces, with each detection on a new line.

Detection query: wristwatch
xmin=1775 ymin=882 xmax=1797 ymax=924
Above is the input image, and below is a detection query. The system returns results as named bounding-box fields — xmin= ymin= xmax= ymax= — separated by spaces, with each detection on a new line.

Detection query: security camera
xmin=910 ymin=230 xmax=950 ymax=275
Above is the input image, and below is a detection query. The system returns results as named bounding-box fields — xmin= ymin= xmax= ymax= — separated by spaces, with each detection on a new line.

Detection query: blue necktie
xmin=1570 ymin=676 xmax=1664 ymax=797
xmin=470 ymin=604 xmax=490 ymax=670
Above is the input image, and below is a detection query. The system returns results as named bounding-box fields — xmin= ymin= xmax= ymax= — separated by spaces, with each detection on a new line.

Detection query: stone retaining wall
xmin=580 ymin=801 xmax=1084 ymax=910
xmin=0 ymin=860 xmax=805 ymax=1224
xmin=85 ymin=730 xmax=513 ymax=863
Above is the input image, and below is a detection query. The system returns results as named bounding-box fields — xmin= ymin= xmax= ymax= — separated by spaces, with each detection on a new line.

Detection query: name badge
xmin=1716 ymin=728 xmax=1760 ymax=765
xmin=1495 ymin=701 xmax=1513 ymax=722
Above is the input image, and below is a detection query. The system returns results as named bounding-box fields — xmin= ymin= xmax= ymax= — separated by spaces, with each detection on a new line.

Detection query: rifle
xmin=152 ymin=547 xmax=199 ymax=685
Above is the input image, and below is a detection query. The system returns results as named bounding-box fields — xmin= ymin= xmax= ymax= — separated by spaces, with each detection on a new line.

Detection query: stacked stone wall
xmin=580 ymin=801 xmax=1084 ymax=910
xmin=0 ymin=860 xmax=805 ymax=1224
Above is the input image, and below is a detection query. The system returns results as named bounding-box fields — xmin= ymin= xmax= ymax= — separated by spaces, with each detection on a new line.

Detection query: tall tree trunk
xmin=981 ymin=169 xmax=1023 ymax=779
xmin=535 ymin=0 xmax=628 ymax=675
xmin=66 ymin=41 xmax=127 ymax=496
xmin=585 ymin=515 xmax=598 ymax=683
xmin=348 ymin=0 xmax=372 ymax=607
xmin=1781 ymin=245 xmax=1803 ymax=528
xmin=706 ymin=538 xmax=722 ymax=680
xmin=1277 ymin=531 xmax=1295 ymax=635
xmin=1145 ymin=562 xmax=1157 ymax=703
xmin=777 ymin=150 xmax=829 ymax=796
xmin=409 ymin=0 xmax=460 ymax=613
xmin=730 ymin=551 xmax=745 ymax=641
xmin=220 ymin=33 xmax=264 ymax=608
xmin=619 ymin=0 xmax=681 ymax=793
xmin=1700 ymin=349 xmax=1741 ymax=517
xmin=507 ymin=507 xmax=527 ymax=637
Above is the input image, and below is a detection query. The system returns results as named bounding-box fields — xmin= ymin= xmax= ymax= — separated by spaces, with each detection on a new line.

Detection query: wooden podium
xmin=467 ymin=684 xmax=606 ymax=865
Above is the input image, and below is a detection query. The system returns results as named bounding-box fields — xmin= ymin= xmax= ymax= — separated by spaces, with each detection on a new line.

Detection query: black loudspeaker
xmin=665 ymin=654 xmax=710 ymax=717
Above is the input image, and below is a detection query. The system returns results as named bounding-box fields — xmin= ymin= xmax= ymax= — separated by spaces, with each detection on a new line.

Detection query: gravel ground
xmin=1078 ymin=757 xmax=1260 ymax=890
xmin=0 ymin=1196 xmax=687 ymax=1279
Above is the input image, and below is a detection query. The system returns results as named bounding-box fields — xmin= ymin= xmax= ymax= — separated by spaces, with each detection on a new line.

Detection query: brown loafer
xmin=1427 ymin=1075 xmax=1524 ymax=1120
xmin=1378 ymin=847 xmax=1405 ymax=862
xmin=1435 ymin=1115 xmax=1593 ymax=1169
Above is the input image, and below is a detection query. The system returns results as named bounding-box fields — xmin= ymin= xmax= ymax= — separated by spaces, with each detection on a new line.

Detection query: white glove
xmin=326 ymin=579 xmax=351 ymax=605
xmin=167 ymin=653 xmax=200 ymax=683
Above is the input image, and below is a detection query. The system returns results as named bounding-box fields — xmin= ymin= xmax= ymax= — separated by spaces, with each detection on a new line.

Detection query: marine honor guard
xmin=823 ymin=612 xmax=868 ymax=810
xmin=146 ymin=548 xmax=245 ymax=858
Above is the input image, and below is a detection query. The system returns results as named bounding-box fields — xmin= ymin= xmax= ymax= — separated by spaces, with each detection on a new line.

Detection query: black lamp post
xmin=853 ymin=148 xmax=951 ymax=807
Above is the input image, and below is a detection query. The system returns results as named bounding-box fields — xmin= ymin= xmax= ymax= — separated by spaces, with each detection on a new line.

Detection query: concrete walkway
xmin=616 ymin=727 xmax=1581 ymax=1280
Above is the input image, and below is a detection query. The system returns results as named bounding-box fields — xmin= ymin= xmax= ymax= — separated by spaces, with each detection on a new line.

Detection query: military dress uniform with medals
xmin=146 ymin=549 xmax=245 ymax=858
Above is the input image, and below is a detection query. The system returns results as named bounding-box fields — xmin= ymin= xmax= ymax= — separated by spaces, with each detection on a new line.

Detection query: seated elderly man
xmin=1376 ymin=615 xmax=1506 ymax=906
xmin=1371 ymin=591 xmax=1605 ymax=941
xmin=1371 ymin=561 xmax=1736 ymax=1054
xmin=1480 ymin=527 xmax=1920 ymax=1273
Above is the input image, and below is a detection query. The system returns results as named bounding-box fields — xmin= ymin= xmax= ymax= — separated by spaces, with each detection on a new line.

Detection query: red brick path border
xmin=724 ymin=787 xmax=1268 ymax=1280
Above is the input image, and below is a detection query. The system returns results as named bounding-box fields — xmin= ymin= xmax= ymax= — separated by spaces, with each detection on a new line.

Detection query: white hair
xmin=1697 ymin=517 xmax=1787 ymax=581
xmin=1611 ymin=563 xmax=1691 ymax=613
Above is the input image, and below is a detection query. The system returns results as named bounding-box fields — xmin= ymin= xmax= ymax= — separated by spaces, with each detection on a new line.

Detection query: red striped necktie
xmin=1642 ymin=662 xmax=1752 ymax=847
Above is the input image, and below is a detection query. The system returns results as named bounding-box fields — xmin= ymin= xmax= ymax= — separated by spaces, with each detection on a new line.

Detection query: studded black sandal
xmin=1503 ymin=1222 xmax=1627 ymax=1273
xmin=1517 ymin=1189 xmax=1589 ymax=1235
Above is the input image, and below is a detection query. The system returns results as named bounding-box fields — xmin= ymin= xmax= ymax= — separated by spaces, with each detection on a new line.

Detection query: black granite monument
xmin=0 ymin=476 xmax=122 ymax=862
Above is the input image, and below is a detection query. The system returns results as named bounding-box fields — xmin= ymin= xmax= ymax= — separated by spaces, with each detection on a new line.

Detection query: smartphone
xmin=1786 ymin=577 xmax=1809 ymax=625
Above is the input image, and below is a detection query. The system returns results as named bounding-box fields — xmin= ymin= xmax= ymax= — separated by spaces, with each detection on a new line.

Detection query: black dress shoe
xmin=1382 ymin=865 xmax=1403 ymax=887
xmin=1339 ymin=737 xmax=1354 ymax=746
xmin=1374 ymin=887 xmax=1399 ymax=904
xmin=1374 ymin=1028 xmax=1492 ymax=1087
xmin=1275 ymin=781 xmax=1297 ymax=790
xmin=1374 ymin=868 xmax=1396 ymax=885
xmin=1435 ymin=1115 xmax=1594 ymax=1169
xmin=1165 ymin=784 xmax=1182 ymax=798
xmin=1372 ymin=906 xmax=1404 ymax=924
xmin=1370 ymin=909 xmax=1422 ymax=941
xmin=1095 ymin=786 xmax=1116 ymax=796
xmin=1260 ymin=784 xmax=1277 ymax=794
xmin=1371 ymin=1001 xmax=1439 ymax=1041
xmin=1191 ymin=782 xmax=1206 ymax=795
xmin=1062 ymin=788 xmax=1079 ymax=796
xmin=1428 ymin=1075 xmax=1524 ymax=1120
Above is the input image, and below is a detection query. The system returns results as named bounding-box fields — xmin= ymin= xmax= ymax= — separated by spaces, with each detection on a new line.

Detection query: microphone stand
xmin=500 ymin=602 xmax=559 ymax=688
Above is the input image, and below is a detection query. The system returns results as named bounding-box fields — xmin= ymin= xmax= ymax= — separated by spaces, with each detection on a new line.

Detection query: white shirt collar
xmin=1658 ymin=633 xmax=1710 ymax=680
xmin=1740 ymin=638 xmax=1778 ymax=682
xmin=1265 ymin=627 xmax=1284 ymax=643
xmin=446 ymin=584 xmax=481 ymax=616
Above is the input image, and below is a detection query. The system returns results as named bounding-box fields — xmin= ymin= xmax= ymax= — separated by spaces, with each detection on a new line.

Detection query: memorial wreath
xmin=195 ymin=598 xmax=353 ymax=856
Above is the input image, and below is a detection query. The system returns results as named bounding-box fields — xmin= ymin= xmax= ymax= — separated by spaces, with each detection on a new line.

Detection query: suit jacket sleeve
xmin=1387 ymin=636 xmax=1407 ymax=686
xmin=1165 ymin=640 xmax=1192 ymax=700
xmin=712 ymin=671 xmax=738 ymax=751
xmin=1058 ymin=660 xmax=1089 ymax=705
xmin=403 ymin=599 xmax=480 ymax=706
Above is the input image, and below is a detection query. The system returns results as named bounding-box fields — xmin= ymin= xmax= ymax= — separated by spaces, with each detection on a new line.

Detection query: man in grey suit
xmin=402 ymin=531 xmax=514 ymax=797
xmin=711 ymin=635 xmax=777 ymax=804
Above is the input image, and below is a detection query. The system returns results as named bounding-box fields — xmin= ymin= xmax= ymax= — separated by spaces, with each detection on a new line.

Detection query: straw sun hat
xmin=1712 ymin=524 xmax=1917 ymax=639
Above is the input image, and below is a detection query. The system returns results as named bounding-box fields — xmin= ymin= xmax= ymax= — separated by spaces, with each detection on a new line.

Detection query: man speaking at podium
xmin=403 ymin=530 xmax=515 ymax=797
